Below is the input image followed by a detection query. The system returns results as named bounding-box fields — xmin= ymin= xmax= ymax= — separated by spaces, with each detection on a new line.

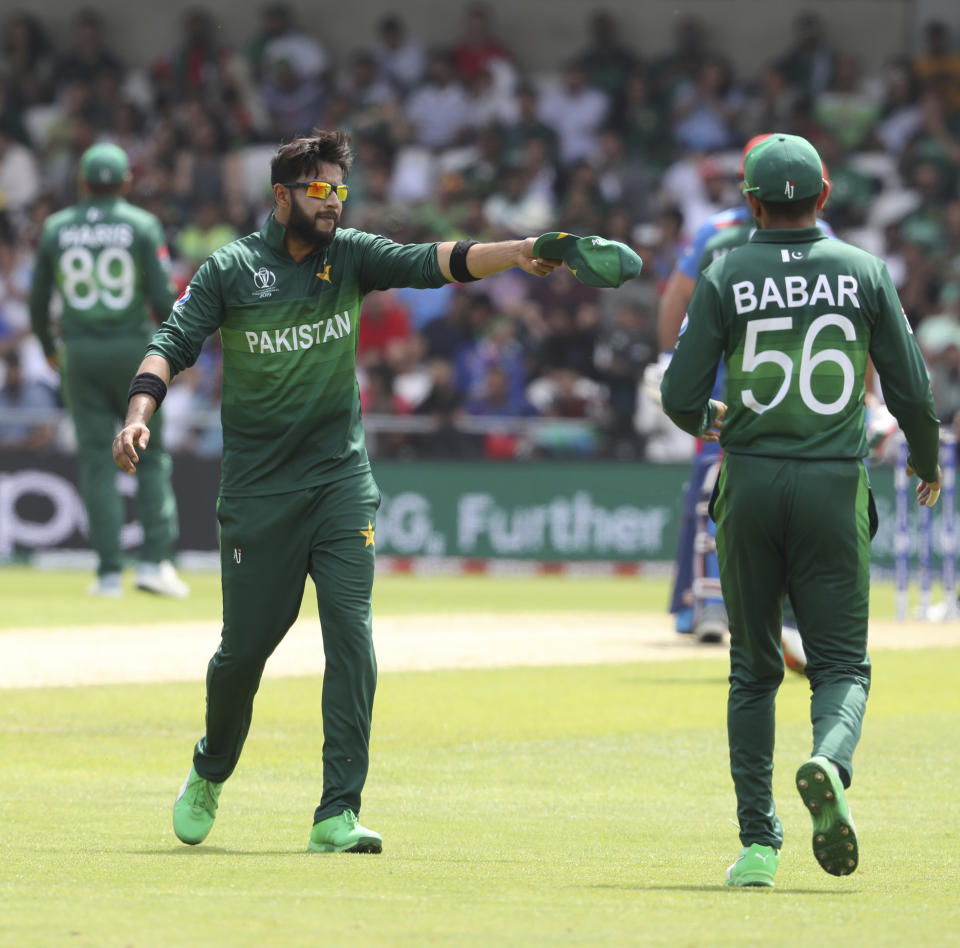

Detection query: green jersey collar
xmin=262 ymin=212 xmax=289 ymax=252
xmin=750 ymin=226 xmax=826 ymax=245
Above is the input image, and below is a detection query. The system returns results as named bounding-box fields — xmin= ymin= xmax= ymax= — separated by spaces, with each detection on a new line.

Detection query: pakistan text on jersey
xmin=243 ymin=312 xmax=352 ymax=353
xmin=733 ymin=274 xmax=860 ymax=316
xmin=57 ymin=223 xmax=135 ymax=249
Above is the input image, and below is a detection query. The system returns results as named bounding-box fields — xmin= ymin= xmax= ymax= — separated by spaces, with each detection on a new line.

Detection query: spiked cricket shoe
xmin=308 ymin=809 xmax=382 ymax=853
xmin=724 ymin=843 xmax=780 ymax=887
xmin=173 ymin=766 xmax=223 ymax=845
xmin=796 ymin=756 xmax=858 ymax=876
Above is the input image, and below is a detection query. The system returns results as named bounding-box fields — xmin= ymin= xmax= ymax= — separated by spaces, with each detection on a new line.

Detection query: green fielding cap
xmin=742 ymin=133 xmax=824 ymax=203
xmin=533 ymin=232 xmax=643 ymax=288
xmin=532 ymin=231 xmax=580 ymax=261
xmin=80 ymin=143 xmax=129 ymax=187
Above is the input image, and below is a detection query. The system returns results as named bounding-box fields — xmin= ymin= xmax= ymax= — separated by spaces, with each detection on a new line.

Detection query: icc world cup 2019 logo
xmin=252 ymin=267 xmax=278 ymax=298
xmin=253 ymin=267 xmax=276 ymax=289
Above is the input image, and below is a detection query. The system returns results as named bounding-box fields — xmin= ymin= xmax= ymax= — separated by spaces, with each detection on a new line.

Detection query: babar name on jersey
xmin=57 ymin=222 xmax=134 ymax=249
xmin=243 ymin=312 xmax=352 ymax=353
xmin=732 ymin=274 xmax=860 ymax=315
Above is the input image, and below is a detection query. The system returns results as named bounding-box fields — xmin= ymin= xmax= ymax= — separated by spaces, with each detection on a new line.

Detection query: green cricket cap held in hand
xmin=742 ymin=133 xmax=825 ymax=203
xmin=80 ymin=143 xmax=130 ymax=187
xmin=533 ymin=232 xmax=643 ymax=288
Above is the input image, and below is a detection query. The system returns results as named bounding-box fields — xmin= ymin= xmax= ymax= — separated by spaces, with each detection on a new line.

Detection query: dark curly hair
xmin=270 ymin=130 xmax=354 ymax=184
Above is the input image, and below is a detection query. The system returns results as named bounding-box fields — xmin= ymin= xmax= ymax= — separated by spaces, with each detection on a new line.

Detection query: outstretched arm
xmin=436 ymin=238 xmax=560 ymax=281
xmin=112 ymin=354 xmax=172 ymax=474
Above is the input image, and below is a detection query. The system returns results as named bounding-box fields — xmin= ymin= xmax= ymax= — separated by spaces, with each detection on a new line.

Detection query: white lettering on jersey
xmin=759 ymin=278 xmax=787 ymax=310
xmin=57 ymin=223 xmax=134 ymax=249
xmin=837 ymin=275 xmax=860 ymax=309
xmin=784 ymin=276 xmax=809 ymax=307
xmin=808 ymin=274 xmax=835 ymax=307
xmin=244 ymin=313 xmax=353 ymax=353
xmin=733 ymin=281 xmax=758 ymax=314
xmin=732 ymin=275 xmax=861 ymax=315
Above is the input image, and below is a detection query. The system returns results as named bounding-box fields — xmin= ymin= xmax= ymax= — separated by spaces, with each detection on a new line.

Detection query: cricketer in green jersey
xmin=112 ymin=131 xmax=562 ymax=853
xmin=661 ymin=134 xmax=942 ymax=887
xmin=29 ymin=143 xmax=188 ymax=599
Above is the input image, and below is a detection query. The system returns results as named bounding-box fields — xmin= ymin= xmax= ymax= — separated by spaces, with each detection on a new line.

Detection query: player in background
xmin=661 ymin=133 xmax=941 ymax=886
xmin=29 ymin=143 xmax=188 ymax=598
xmin=111 ymin=131 xmax=573 ymax=855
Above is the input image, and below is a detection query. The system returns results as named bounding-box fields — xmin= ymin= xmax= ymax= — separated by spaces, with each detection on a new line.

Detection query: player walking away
xmin=651 ymin=132 xmax=831 ymax=662
xmin=111 ymin=131 xmax=569 ymax=854
xmin=29 ymin=143 xmax=188 ymax=599
xmin=661 ymin=133 xmax=941 ymax=886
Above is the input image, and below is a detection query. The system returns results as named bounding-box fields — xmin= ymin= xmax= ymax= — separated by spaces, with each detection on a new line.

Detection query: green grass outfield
xmin=1 ymin=570 xmax=958 ymax=946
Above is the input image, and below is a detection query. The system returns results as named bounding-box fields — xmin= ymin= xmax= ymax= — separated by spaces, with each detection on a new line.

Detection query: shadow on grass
xmin=588 ymin=884 xmax=858 ymax=895
xmin=134 ymin=848 xmax=384 ymax=856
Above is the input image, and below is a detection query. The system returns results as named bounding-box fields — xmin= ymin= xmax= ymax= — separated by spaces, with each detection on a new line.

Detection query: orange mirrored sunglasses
xmin=282 ymin=181 xmax=348 ymax=201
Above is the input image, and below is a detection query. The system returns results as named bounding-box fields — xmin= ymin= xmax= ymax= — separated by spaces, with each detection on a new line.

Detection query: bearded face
xmin=285 ymin=190 xmax=340 ymax=248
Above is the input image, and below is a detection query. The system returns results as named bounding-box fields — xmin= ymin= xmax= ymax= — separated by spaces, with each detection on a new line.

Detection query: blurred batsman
xmin=661 ymin=133 xmax=941 ymax=886
xmin=29 ymin=143 xmax=188 ymax=599
xmin=112 ymin=131 xmax=640 ymax=853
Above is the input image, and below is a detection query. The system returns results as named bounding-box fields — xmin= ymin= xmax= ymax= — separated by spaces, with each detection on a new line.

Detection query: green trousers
xmin=62 ymin=336 xmax=179 ymax=575
xmin=196 ymin=473 xmax=381 ymax=823
xmin=713 ymin=454 xmax=872 ymax=849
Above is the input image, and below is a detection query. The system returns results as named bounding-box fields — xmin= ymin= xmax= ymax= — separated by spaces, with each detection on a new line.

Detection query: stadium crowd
xmin=2 ymin=5 xmax=960 ymax=459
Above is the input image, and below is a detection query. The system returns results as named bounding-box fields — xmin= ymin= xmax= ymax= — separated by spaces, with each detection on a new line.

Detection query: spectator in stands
xmin=404 ymin=50 xmax=471 ymax=150
xmin=176 ymin=200 xmax=240 ymax=272
xmin=55 ymin=8 xmax=123 ymax=86
xmin=615 ymin=68 xmax=671 ymax=170
xmin=456 ymin=310 xmax=530 ymax=408
xmin=593 ymin=127 xmax=654 ymax=221
xmin=813 ymin=53 xmax=883 ymax=150
xmin=671 ymin=56 xmax=744 ymax=153
xmin=153 ymin=8 xmax=233 ymax=106
xmin=911 ymin=20 xmax=960 ymax=109
xmin=738 ymin=64 xmax=798 ymax=140
xmin=337 ymin=50 xmax=398 ymax=141
xmin=0 ymin=12 xmax=56 ymax=106
xmin=451 ymin=3 xmax=513 ymax=84
xmin=537 ymin=61 xmax=610 ymax=167
xmin=482 ymin=162 xmax=555 ymax=237
xmin=0 ymin=128 xmax=41 ymax=218
xmin=651 ymin=15 xmax=710 ymax=104
xmin=501 ymin=83 xmax=559 ymax=169
xmin=575 ymin=10 xmax=639 ymax=99
xmin=413 ymin=356 xmax=473 ymax=458
xmin=247 ymin=3 xmax=321 ymax=85
xmin=372 ymin=13 xmax=425 ymax=95
xmin=357 ymin=289 xmax=412 ymax=371
xmin=0 ymin=350 xmax=58 ymax=449
xmin=593 ymin=301 xmax=655 ymax=456
xmin=171 ymin=106 xmax=234 ymax=206
xmin=0 ymin=77 xmax=31 ymax=147
xmin=874 ymin=61 xmax=924 ymax=156
xmin=775 ymin=10 xmax=836 ymax=101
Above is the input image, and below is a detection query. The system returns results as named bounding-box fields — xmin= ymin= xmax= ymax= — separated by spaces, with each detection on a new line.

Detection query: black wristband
xmin=127 ymin=372 xmax=168 ymax=408
xmin=449 ymin=239 xmax=480 ymax=283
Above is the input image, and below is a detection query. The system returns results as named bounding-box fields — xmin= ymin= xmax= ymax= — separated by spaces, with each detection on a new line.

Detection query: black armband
xmin=127 ymin=372 xmax=168 ymax=408
xmin=449 ymin=239 xmax=480 ymax=283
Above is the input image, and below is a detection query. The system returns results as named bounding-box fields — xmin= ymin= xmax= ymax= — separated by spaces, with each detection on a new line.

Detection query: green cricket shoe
xmin=724 ymin=843 xmax=780 ymax=887
xmin=796 ymin=756 xmax=858 ymax=876
xmin=308 ymin=809 xmax=382 ymax=853
xmin=173 ymin=766 xmax=224 ymax=845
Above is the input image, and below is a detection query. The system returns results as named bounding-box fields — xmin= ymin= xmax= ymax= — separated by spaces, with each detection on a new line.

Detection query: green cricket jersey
xmin=29 ymin=196 xmax=176 ymax=356
xmin=661 ymin=225 xmax=940 ymax=481
xmin=147 ymin=213 xmax=448 ymax=496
